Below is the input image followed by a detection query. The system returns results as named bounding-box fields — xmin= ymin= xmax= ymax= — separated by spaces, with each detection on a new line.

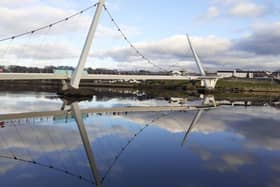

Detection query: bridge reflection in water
xmin=0 ymin=98 xmax=215 ymax=186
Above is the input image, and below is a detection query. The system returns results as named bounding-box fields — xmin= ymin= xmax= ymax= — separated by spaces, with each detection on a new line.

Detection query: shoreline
xmin=0 ymin=78 xmax=280 ymax=94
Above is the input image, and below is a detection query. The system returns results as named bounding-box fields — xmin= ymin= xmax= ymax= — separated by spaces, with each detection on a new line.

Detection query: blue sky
xmin=0 ymin=0 xmax=279 ymax=72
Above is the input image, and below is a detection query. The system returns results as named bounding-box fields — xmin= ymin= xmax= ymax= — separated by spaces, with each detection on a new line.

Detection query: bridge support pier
xmin=201 ymin=78 xmax=218 ymax=90
xmin=61 ymin=80 xmax=69 ymax=91
xmin=202 ymin=94 xmax=216 ymax=106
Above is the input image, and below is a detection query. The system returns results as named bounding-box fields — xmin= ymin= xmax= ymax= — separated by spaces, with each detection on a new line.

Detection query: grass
xmin=216 ymin=78 xmax=280 ymax=92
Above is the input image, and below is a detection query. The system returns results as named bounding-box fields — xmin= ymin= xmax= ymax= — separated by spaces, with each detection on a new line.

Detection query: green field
xmin=137 ymin=78 xmax=280 ymax=93
xmin=216 ymin=78 xmax=280 ymax=92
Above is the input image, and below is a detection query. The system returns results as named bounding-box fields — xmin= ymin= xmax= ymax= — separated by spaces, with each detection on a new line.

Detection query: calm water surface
xmin=0 ymin=91 xmax=279 ymax=187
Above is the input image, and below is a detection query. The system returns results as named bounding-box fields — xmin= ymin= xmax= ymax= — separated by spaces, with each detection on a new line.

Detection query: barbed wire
xmin=0 ymin=2 xmax=98 ymax=42
xmin=103 ymin=5 xmax=168 ymax=72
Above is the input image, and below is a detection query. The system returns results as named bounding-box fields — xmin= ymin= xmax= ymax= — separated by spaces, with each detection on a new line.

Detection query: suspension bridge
xmin=0 ymin=0 xmax=220 ymax=91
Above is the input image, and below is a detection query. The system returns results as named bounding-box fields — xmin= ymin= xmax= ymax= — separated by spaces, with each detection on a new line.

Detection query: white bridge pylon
xmin=70 ymin=0 xmax=105 ymax=89
xmin=186 ymin=34 xmax=219 ymax=90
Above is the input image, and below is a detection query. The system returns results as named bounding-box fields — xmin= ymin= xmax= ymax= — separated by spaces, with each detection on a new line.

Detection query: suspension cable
xmin=11 ymin=121 xmax=35 ymax=161
xmin=101 ymin=112 xmax=170 ymax=182
xmin=0 ymin=129 xmax=16 ymax=157
xmin=29 ymin=118 xmax=52 ymax=166
xmin=44 ymin=123 xmax=68 ymax=172
xmin=0 ymin=153 xmax=94 ymax=184
xmin=103 ymin=5 xmax=167 ymax=72
xmin=168 ymin=41 xmax=192 ymax=71
xmin=0 ymin=2 xmax=98 ymax=42
xmin=1 ymin=116 xmax=94 ymax=182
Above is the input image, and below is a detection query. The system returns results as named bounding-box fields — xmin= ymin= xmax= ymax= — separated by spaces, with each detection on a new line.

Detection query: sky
xmin=0 ymin=0 xmax=279 ymax=72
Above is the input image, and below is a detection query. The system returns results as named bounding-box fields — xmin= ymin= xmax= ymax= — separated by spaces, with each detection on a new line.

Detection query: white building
xmin=217 ymin=71 xmax=233 ymax=78
xmin=128 ymin=79 xmax=141 ymax=84
xmin=54 ymin=69 xmax=88 ymax=76
xmin=217 ymin=70 xmax=254 ymax=78
xmin=171 ymin=70 xmax=182 ymax=76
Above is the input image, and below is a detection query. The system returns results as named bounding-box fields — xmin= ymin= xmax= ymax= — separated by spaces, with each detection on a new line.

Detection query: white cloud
xmin=0 ymin=116 xmax=134 ymax=174
xmin=94 ymin=35 xmax=232 ymax=71
xmin=0 ymin=0 xmax=38 ymax=6
xmin=2 ymin=29 xmax=280 ymax=71
xmin=200 ymin=6 xmax=220 ymax=20
xmin=0 ymin=42 xmax=80 ymax=62
xmin=0 ymin=0 xmax=140 ymax=67
xmin=0 ymin=0 xmax=140 ymax=39
xmin=222 ymin=154 xmax=253 ymax=169
xmin=93 ymin=31 xmax=280 ymax=71
xmin=211 ymin=0 xmax=243 ymax=4
xmin=235 ymin=22 xmax=280 ymax=55
xmin=229 ymin=1 xmax=267 ymax=17
xmin=0 ymin=4 xmax=98 ymax=39
xmin=202 ymin=153 xmax=254 ymax=173
xmin=204 ymin=0 xmax=274 ymax=19
xmin=124 ymin=106 xmax=280 ymax=152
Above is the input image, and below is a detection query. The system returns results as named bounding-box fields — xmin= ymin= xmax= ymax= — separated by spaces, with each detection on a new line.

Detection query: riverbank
xmin=0 ymin=85 xmax=279 ymax=108
xmin=137 ymin=78 xmax=280 ymax=93
xmin=215 ymin=78 xmax=280 ymax=92
xmin=0 ymin=78 xmax=279 ymax=93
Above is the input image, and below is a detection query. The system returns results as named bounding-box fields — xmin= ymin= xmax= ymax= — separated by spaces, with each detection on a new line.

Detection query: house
xmin=171 ymin=70 xmax=182 ymax=76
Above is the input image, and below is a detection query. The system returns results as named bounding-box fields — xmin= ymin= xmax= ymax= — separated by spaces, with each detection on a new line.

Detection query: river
xmin=0 ymin=90 xmax=279 ymax=187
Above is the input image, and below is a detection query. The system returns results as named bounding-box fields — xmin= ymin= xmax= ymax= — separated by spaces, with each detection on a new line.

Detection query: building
xmin=217 ymin=70 xmax=254 ymax=78
xmin=171 ymin=70 xmax=182 ymax=76
xmin=253 ymin=71 xmax=273 ymax=80
xmin=273 ymin=71 xmax=280 ymax=79
xmin=217 ymin=70 xmax=236 ymax=78
xmin=128 ymin=79 xmax=141 ymax=84
xmin=54 ymin=69 xmax=73 ymax=76
xmin=217 ymin=70 xmax=277 ymax=79
xmin=234 ymin=70 xmax=254 ymax=78
xmin=54 ymin=69 xmax=88 ymax=76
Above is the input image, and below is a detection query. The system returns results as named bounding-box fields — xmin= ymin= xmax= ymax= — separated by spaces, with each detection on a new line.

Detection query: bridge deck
xmin=0 ymin=105 xmax=214 ymax=121
xmin=0 ymin=73 xmax=218 ymax=81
